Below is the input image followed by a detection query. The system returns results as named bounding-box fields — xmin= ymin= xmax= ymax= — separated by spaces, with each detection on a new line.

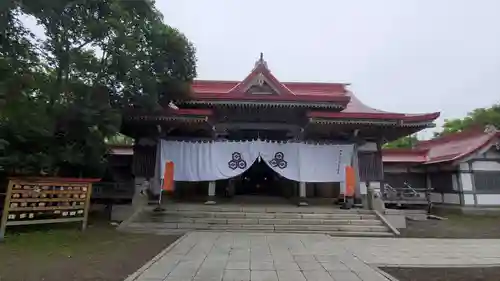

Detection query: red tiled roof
xmin=382 ymin=126 xmax=500 ymax=164
xmin=307 ymin=91 xmax=439 ymax=121
xmin=189 ymin=56 xmax=439 ymax=123
xmin=191 ymin=80 xmax=350 ymax=103
xmin=192 ymin=80 xmax=349 ymax=97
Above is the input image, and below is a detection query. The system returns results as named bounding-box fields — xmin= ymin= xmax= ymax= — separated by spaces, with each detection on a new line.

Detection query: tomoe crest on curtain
xmin=269 ymin=152 xmax=287 ymax=169
xmin=228 ymin=152 xmax=247 ymax=170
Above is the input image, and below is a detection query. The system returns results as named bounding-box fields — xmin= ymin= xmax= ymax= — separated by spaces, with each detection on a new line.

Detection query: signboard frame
xmin=0 ymin=177 xmax=98 ymax=241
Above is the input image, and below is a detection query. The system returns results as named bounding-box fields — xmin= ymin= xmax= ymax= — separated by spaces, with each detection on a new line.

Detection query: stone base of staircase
xmin=120 ymin=203 xmax=394 ymax=237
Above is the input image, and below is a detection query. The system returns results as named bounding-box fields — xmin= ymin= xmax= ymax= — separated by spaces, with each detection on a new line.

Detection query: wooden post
xmin=0 ymin=181 xmax=14 ymax=242
xmin=81 ymin=183 xmax=93 ymax=231
xmin=352 ymin=143 xmax=362 ymax=205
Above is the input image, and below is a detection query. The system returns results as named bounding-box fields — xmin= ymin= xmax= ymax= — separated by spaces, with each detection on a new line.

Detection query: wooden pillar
xmin=352 ymin=143 xmax=364 ymax=206
xmin=205 ymin=181 xmax=216 ymax=205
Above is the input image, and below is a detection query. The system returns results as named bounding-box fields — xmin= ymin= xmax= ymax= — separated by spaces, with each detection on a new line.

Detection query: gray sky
xmin=156 ymin=0 xmax=500 ymax=138
xmin=23 ymin=0 xmax=500 ymax=138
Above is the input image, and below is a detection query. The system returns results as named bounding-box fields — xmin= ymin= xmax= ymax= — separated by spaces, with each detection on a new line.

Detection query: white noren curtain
xmin=160 ymin=140 xmax=353 ymax=183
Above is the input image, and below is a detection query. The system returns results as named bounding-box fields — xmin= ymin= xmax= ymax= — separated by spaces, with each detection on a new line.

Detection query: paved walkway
xmin=333 ymin=237 xmax=500 ymax=267
xmin=126 ymin=232 xmax=500 ymax=281
xmin=126 ymin=232 xmax=389 ymax=281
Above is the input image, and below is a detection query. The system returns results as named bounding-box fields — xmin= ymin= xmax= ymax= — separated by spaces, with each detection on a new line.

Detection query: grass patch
xmin=382 ymin=267 xmax=500 ymax=281
xmin=0 ymin=215 xmax=179 ymax=281
xmin=400 ymin=214 xmax=500 ymax=238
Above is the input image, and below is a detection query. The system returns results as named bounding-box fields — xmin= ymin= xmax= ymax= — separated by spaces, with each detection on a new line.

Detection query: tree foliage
xmin=434 ymin=104 xmax=500 ymax=137
xmin=383 ymin=135 xmax=419 ymax=149
xmin=106 ymin=133 xmax=134 ymax=146
xmin=385 ymin=103 xmax=500 ymax=149
xmin=0 ymin=0 xmax=196 ymax=177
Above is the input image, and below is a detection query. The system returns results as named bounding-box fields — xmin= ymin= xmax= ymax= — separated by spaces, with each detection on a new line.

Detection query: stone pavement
xmin=332 ymin=237 xmax=500 ymax=267
xmin=126 ymin=232 xmax=390 ymax=281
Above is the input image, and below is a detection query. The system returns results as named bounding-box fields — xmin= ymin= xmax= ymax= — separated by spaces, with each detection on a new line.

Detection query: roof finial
xmin=255 ymin=52 xmax=268 ymax=68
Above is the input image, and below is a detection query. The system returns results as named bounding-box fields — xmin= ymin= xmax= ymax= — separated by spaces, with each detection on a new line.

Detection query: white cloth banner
xmin=160 ymin=140 xmax=353 ymax=183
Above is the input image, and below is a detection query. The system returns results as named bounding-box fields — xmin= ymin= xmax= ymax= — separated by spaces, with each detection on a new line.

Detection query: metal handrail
xmin=383 ymin=183 xmax=433 ymax=212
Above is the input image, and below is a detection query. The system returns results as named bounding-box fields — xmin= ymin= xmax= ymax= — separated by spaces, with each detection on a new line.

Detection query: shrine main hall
xmin=122 ymin=54 xmax=439 ymax=206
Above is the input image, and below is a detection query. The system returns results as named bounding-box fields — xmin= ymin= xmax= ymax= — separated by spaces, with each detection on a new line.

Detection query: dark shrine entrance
xmin=234 ymin=160 xmax=292 ymax=197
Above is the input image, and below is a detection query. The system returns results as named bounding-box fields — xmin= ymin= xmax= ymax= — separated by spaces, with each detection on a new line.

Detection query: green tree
xmin=106 ymin=133 xmax=134 ymax=146
xmin=0 ymin=0 xmax=196 ymax=177
xmin=384 ymin=135 xmax=419 ymax=149
xmin=435 ymin=104 xmax=500 ymax=137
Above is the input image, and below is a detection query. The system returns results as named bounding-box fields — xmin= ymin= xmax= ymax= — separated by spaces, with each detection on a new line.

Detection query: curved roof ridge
xmin=341 ymin=91 xmax=440 ymax=120
xmin=342 ymin=90 xmax=394 ymax=114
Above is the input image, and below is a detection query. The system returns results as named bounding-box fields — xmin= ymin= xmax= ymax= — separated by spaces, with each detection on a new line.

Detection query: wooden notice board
xmin=0 ymin=177 xmax=98 ymax=241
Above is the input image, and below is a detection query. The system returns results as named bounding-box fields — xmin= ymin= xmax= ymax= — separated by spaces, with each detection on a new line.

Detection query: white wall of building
xmin=463 ymin=194 xmax=475 ymax=205
xmin=472 ymin=161 xmax=500 ymax=171
xmin=459 ymin=173 xmax=473 ymax=192
xmin=476 ymin=195 xmax=500 ymax=205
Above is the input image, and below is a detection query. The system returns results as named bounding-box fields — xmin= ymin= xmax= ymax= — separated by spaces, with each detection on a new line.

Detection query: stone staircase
xmin=121 ymin=203 xmax=395 ymax=237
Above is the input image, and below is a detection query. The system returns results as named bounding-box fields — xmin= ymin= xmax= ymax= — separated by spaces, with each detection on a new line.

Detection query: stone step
xmin=145 ymin=216 xmax=384 ymax=226
xmin=161 ymin=205 xmax=374 ymax=214
xmin=125 ymin=222 xmax=390 ymax=233
xmin=149 ymin=211 xmax=377 ymax=220
xmin=122 ymin=227 xmax=394 ymax=237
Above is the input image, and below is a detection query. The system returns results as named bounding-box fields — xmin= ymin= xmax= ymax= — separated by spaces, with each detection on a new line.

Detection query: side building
xmin=383 ymin=125 xmax=500 ymax=210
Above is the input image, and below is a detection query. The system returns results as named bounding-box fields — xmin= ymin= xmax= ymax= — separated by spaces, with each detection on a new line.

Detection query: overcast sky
xmin=23 ymin=0 xmax=500 ymax=139
xmin=156 ymin=0 xmax=500 ymax=138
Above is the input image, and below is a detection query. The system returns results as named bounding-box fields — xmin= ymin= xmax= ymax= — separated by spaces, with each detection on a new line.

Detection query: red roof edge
xmin=402 ymin=112 xmax=440 ymax=122
xmin=171 ymin=108 xmax=213 ymax=116
xmin=308 ymin=111 xmax=439 ymax=122
xmin=124 ymin=108 xmax=213 ymax=117
xmin=309 ymin=111 xmax=404 ymax=119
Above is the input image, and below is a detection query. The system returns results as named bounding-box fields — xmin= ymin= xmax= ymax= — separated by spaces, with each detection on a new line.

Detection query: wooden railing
xmin=91 ymin=181 xmax=134 ymax=200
